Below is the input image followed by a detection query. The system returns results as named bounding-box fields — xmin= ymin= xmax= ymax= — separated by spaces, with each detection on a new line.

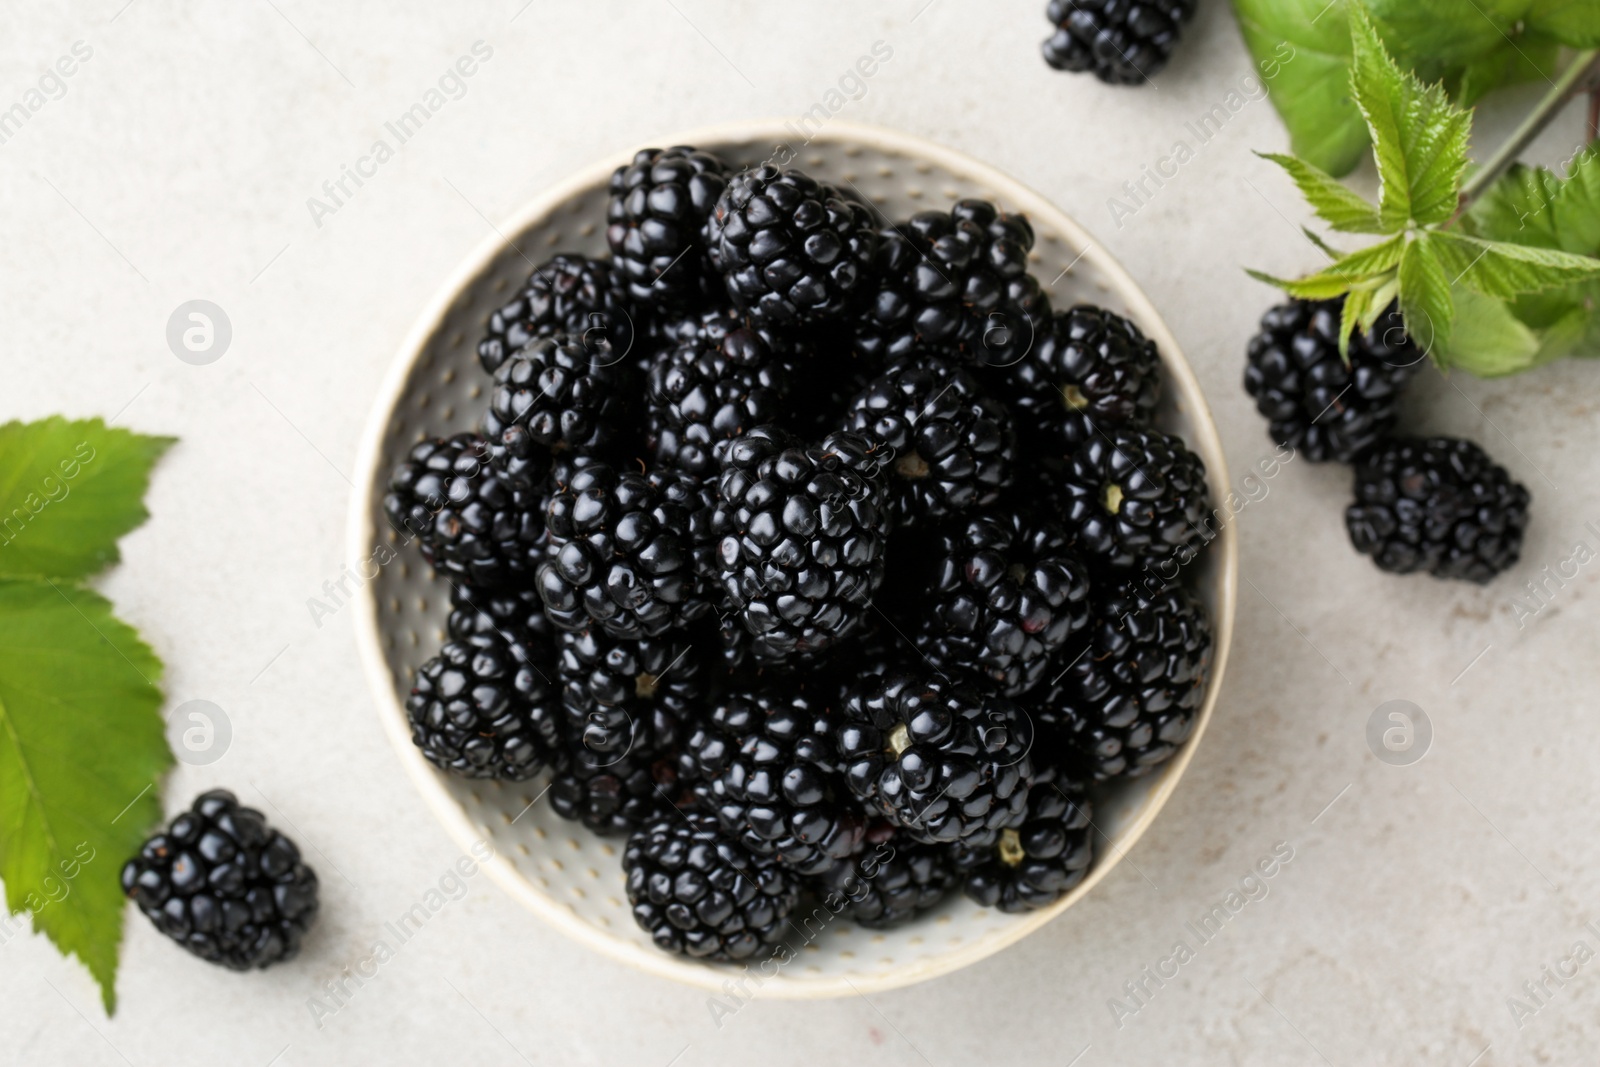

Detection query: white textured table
xmin=2 ymin=3 xmax=1595 ymax=1065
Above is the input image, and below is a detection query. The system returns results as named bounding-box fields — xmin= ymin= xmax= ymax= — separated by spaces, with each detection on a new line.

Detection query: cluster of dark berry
xmin=1041 ymin=0 xmax=1197 ymax=85
xmin=1244 ymin=298 xmax=1531 ymax=584
xmin=384 ymin=145 xmax=1217 ymax=960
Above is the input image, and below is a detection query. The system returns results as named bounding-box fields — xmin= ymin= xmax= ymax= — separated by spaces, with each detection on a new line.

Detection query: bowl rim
xmin=347 ymin=117 xmax=1238 ymax=999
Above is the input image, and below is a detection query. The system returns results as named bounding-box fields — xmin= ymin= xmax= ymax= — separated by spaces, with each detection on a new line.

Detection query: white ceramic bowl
xmin=349 ymin=120 xmax=1238 ymax=998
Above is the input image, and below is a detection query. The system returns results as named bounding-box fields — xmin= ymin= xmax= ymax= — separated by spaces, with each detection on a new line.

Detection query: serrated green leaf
xmin=1339 ymin=285 xmax=1374 ymax=359
xmin=0 ymin=578 xmax=170 ymax=1012
xmin=1399 ymin=234 xmax=1454 ymax=355
xmin=1438 ymin=286 xmax=1545 ymax=375
xmin=1231 ymin=0 xmax=1370 ymax=177
xmin=1245 ymin=233 xmax=1404 ymax=300
xmin=1302 ymin=226 xmax=1347 ymax=259
xmin=1247 ymin=267 xmax=1360 ymax=300
xmin=0 ymin=419 xmax=174 ymax=582
xmin=1348 ymin=6 xmax=1413 ymax=229
xmin=1431 ymin=230 xmax=1600 ymax=299
xmin=1258 ymin=151 xmax=1386 ymax=232
xmin=1467 ymin=161 xmax=1568 ymax=249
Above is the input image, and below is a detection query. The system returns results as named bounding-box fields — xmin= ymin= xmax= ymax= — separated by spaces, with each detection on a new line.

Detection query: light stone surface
xmin=1 ymin=3 xmax=1596 ymax=1066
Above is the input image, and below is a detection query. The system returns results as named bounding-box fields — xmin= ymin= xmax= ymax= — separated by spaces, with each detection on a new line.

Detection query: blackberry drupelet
xmin=607 ymin=146 xmax=729 ymax=309
xmin=854 ymin=200 xmax=1050 ymax=369
xmin=687 ymin=690 xmax=866 ymax=875
xmin=477 ymin=255 xmax=638 ymax=376
xmin=1042 ymin=0 xmax=1197 ymax=85
xmin=706 ymin=165 xmax=878 ymax=327
xmin=556 ymin=627 xmax=702 ymax=761
xmin=819 ymin=826 xmax=957 ymax=929
xmin=406 ymin=629 xmax=562 ymax=780
xmin=122 ymin=790 xmax=319 ymax=970
xmin=954 ymin=768 xmax=1093 ymax=912
xmin=624 ymin=811 xmax=801 ymax=960
xmin=1056 ymin=427 xmax=1211 ymax=570
xmin=383 ymin=433 xmax=544 ymax=589
xmin=1244 ymin=298 xmax=1421 ymax=464
xmin=837 ymin=670 xmax=1034 ymax=847
xmin=549 ymin=745 xmax=683 ymax=837
xmin=843 ymin=353 xmax=1016 ymax=525
xmin=1345 ymin=436 xmax=1530 ymax=583
xmin=538 ymin=462 xmax=713 ymax=638
xmin=448 ymin=583 xmax=555 ymax=645
xmin=1037 ymin=577 xmax=1210 ymax=780
xmin=646 ymin=324 xmax=791 ymax=476
xmin=908 ymin=510 xmax=1092 ymax=697
xmin=713 ymin=426 xmax=894 ymax=660
xmin=1001 ymin=305 xmax=1162 ymax=457
xmin=482 ymin=334 xmax=634 ymax=467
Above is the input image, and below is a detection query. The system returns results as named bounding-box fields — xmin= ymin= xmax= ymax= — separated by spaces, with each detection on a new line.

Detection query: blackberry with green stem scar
xmin=1055 ymin=426 xmax=1211 ymax=570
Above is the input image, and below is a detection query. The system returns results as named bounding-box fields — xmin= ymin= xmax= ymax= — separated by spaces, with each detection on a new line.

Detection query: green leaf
xmin=1347 ymin=6 xmax=1473 ymax=228
xmin=1247 ymin=267 xmax=1361 ymax=300
xmin=1231 ymin=0 xmax=1370 ymax=177
xmin=1301 ymin=226 xmax=1347 ymax=259
xmin=1398 ymin=234 xmax=1454 ymax=355
xmin=1430 ymin=230 xmax=1600 ymax=299
xmin=0 ymin=578 xmax=170 ymax=1012
xmin=0 ymin=419 xmax=175 ymax=581
xmin=1258 ymin=151 xmax=1386 ymax=232
xmin=1438 ymin=286 xmax=1544 ymax=375
xmin=1528 ymin=0 xmax=1600 ymax=46
xmin=1339 ymin=285 xmax=1374 ymax=359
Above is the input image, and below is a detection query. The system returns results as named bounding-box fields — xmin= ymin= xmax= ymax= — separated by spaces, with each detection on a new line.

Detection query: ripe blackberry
xmin=1056 ymin=427 xmax=1211 ymax=570
xmin=538 ymin=462 xmax=713 ymax=638
xmin=1001 ymin=305 xmax=1162 ymax=457
xmin=549 ymin=745 xmax=684 ymax=837
xmin=1346 ymin=436 xmax=1530 ymax=583
xmin=843 ymin=353 xmax=1016 ymax=525
xmin=818 ymin=827 xmax=956 ymax=929
xmin=1244 ymin=298 xmax=1422 ymax=464
xmin=854 ymin=200 xmax=1050 ymax=369
xmin=383 ymin=434 xmax=544 ymax=589
xmin=837 ymin=670 xmax=1034 ymax=847
xmin=624 ymin=811 xmax=801 ymax=961
xmin=406 ymin=629 xmax=562 ymax=780
xmin=954 ymin=770 xmax=1093 ymax=912
xmin=907 ymin=511 xmax=1092 ymax=697
xmin=646 ymin=325 xmax=791 ymax=476
xmin=607 ymin=146 xmax=729 ymax=309
xmin=477 ymin=255 xmax=638 ymax=376
xmin=482 ymin=334 xmax=634 ymax=468
xmin=687 ymin=690 xmax=866 ymax=875
xmin=1042 ymin=0 xmax=1196 ymax=85
xmin=121 ymin=790 xmax=319 ymax=970
xmin=1037 ymin=578 xmax=1211 ymax=780
xmin=706 ymin=165 xmax=878 ymax=327
xmin=447 ymin=583 xmax=555 ymax=645
xmin=556 ymin=627 xmax=702 ymax=761
xmin=713 ymin=427 xmax=894 ymax=660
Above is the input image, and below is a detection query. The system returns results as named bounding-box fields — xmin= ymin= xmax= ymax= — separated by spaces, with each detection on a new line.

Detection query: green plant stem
xmin=1456 ymin=48 xmax=1600 ymax=216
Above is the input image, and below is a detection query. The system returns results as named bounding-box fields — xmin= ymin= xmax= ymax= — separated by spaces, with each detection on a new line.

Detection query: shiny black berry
xmin=1244 ymin=298 xmax=1422 ymax=464
xmin=954 ymin=767 xmax=1093 ymax=912
xmin=1056 ymin=427 xmax=1211 ymax=570
xmin=607 ymin=146 xmax=729 ymax=309
xmin=406 ymin=629 xmax=562 ymax=780
xmin=837 ymin=670 xmax=1034 ymax=847
xmin=477 ymin=255 xmax=638 ymax=376
xmin=623 ymin=811 xmax=801 ymax=961
xmin=482 ymin=334 xmax=634 ymax=464
xmin=1346 ymin=436 xmax=1530 ymax=583
xmin=706 ymin=165 xmax=878 ymax=327
xmin=1042 ymin=0 xmax=1197 ymax=85
xmin=844 ymin=353 xmax=1016 ymax=525
xmin=121 ymin=790 xmax=319 ymax=970
xmin=818 ymin=826 xmax=957 ymax=929
xmin=383 ymin=433 xmax=545 ymax=589
xmin=646 ymin=324 xmax=791 ymax=477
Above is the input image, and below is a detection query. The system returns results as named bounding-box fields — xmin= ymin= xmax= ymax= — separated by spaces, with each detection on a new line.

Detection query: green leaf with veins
xmin=1441 ymin=286 xmax=1545 ymax=375
xmin=0 ymin=578 xmax=170 ymax=1013
xmin=1231 ymin=0 xmax=1370 ymax=177
xmin=1431 ymin=230 xmax=1600 ymax=299
xmin=1398 ymin=234 xmax=1454 ymax=355
xmin=0 ymin=419 xmax=175 ymax=581
xmin=1348 ymin=6 xmax=1413 ymax=228
xmin=1257 ymin=152 xmax=1384 ymax=232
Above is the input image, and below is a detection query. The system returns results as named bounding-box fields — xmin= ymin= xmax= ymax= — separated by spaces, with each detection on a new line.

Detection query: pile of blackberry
xmin=1243 ymin=297 xmax=1531 ymax=583
xmin=382 ymin=145 xmax=1217 ymax=961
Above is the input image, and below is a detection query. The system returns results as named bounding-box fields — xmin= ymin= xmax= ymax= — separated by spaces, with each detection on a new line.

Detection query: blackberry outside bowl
xmin=348 ymin=120 xmax=1238 ymax=997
